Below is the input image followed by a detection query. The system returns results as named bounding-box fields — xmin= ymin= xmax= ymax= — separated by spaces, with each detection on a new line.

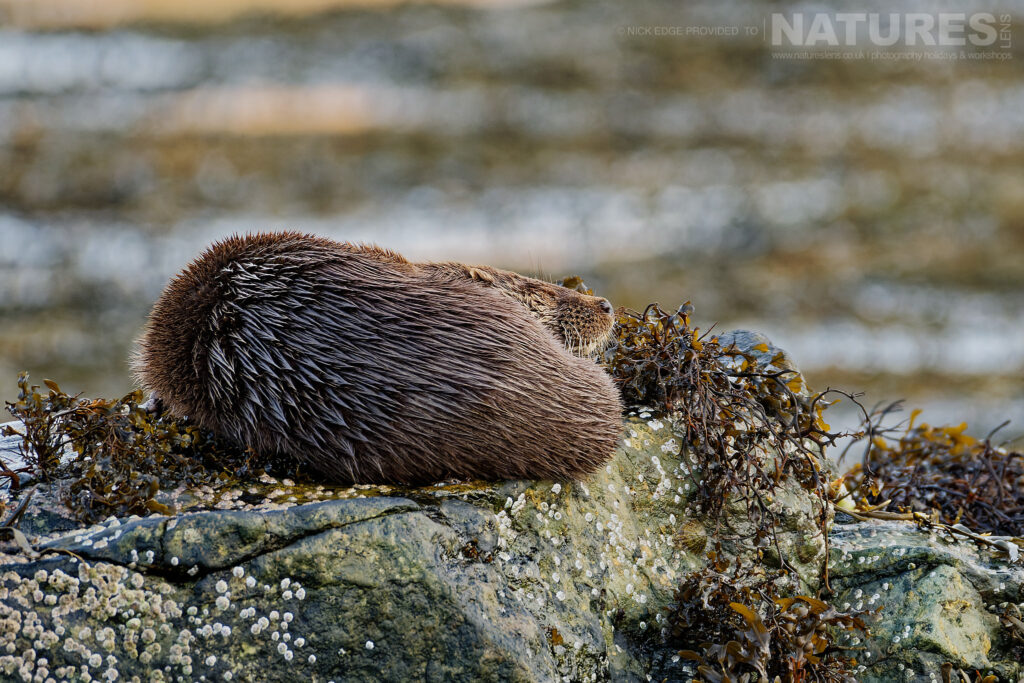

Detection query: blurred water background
xmin=0 ymin=0 xmax=1022 ymax=445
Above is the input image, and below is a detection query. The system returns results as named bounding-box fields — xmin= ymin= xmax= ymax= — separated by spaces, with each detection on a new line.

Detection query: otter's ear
xmin=467 ymin=267 xmax=497 ymax=284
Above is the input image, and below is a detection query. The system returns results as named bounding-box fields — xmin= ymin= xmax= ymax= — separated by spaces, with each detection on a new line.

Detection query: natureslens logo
xmin=618 ymin=12 xmax=1013 ymax=61
xmin=771 ymin=12 xmax=1011 ymax=48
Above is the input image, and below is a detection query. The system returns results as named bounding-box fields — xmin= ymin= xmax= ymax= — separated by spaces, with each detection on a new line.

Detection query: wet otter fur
xmin=133 ymin=232 xmax=623 ymax=484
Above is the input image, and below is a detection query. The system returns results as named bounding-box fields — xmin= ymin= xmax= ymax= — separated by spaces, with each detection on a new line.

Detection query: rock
xmin=0 ymin=407 xmax=827 ymax=683
xmin=830 ymin=518 xmax=1024 ymax=682
xmin=718 ymin=328 xmax=808 ymax=396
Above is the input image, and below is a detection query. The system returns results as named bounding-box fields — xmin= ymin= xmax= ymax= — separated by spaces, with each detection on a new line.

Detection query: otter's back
xmin=135 ymin=234 xmax=622 ymax=483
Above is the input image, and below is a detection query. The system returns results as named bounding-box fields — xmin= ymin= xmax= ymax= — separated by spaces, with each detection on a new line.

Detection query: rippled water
xmin=1 ymin=0 xmax=1022 ymax=442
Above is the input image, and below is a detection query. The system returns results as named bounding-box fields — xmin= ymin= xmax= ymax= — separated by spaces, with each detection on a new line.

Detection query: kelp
xmin=2 ymin=373 xmax=257 ymax=522
xmin=600 ymin=302 xmax=863 ymax=681
xmin=603 ymin=303 xmax=841 ymax=536
xmin=668 ymin=552 xmax=869 ymax=683
xmin=839 ymin=403 xmax=1024 ymax=537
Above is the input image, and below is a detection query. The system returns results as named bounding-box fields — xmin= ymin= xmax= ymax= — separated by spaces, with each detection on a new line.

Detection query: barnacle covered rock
xmin=829 ymin=519 xmax=1024 ymax=682
xmin=0 ymin=407 xmax=825 ymax=682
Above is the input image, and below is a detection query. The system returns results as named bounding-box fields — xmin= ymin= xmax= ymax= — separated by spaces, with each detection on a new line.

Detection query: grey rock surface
xmin=830 ymin=519 xmax=1024 ymax=683
xmin=0 ymin=411 xmax=828 ymax=682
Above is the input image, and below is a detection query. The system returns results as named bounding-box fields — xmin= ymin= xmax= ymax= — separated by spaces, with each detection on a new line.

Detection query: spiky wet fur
xmin=133 ymin=232 xmax=622 ymax=484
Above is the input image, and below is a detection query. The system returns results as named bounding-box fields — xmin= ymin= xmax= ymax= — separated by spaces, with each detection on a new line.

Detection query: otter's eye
xmin=598 ymin=299 xmax=613 ymax=315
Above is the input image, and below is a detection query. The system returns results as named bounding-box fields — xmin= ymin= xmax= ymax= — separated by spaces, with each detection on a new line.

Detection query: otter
xmin=133 ymin=232 xmax=623 ymax=484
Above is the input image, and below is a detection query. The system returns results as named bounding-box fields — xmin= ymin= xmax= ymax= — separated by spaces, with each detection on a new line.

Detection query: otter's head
xmin=464 ymin=265 xmax=616 ymax=357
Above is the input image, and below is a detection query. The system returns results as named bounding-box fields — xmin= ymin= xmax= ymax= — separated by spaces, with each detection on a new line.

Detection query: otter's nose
xmin=598 ymin=298 xmax=613 ymax=315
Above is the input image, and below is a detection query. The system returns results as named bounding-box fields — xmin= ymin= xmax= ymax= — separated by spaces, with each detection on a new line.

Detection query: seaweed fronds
xmin=3 ymin=373 xmax=256 ymax=522
xmin=603 ymin=303 xmax=842 ymax=535
xmin=668 ymin=552 xmax=870 ymax=683
xmin=841 ymin=403 xmax=1024 ymax=538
